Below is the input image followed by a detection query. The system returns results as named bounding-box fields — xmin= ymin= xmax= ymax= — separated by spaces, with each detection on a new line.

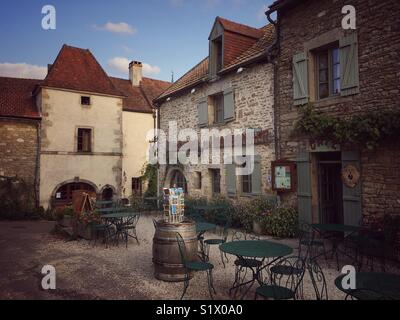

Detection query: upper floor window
xmin=77 ymin=128 xmax=92 ymax=153
xmin=132 ymin=177 xmax=142 ymax=196
xmin=241 ymin=162 xmax=253 ymax=194
xmin=316 ymin=46 xmax=341 ymax=99
xmin=213 ymin=93 xmax=224 ymax=124
xmin=210 ymin=169 xmax=221 ymax=194
xmin=81 ymin=96 xmax=91 ymax=106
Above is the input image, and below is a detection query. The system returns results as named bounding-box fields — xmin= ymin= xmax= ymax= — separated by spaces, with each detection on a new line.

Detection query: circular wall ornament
xmin=341 ymin=165 xmax=360 ymax=188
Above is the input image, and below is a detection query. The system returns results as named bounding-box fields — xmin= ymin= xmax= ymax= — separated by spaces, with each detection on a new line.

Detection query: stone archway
xmin=51 ymin=179 xmax=99 ymax=207
xmin=165 ymin=168 xmax=188 ymax=193
xmin=100 ymin=185 xmax=116 ymax=201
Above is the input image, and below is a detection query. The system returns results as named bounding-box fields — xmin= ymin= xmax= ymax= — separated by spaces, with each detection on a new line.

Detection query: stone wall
xmin=0 ymin=118 xmax=39 ymax=185
xmin=276 ymin=0 xmax=400 ymax=216
xmin=159 ymin=62 xmax=275 ymax=200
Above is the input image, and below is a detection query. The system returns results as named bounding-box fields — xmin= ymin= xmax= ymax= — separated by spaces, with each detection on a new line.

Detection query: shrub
xmin=262 ymin=207 xmax=298 ymax=238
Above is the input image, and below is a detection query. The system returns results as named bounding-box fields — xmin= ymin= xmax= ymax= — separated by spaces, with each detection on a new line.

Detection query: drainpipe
xmin=153 ymin=104 xmax=161 ymax=209
xmin=34 ymin=120 xmax=41 ymax=209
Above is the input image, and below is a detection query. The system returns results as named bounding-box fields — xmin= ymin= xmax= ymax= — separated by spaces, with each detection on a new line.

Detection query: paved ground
xmin=0 ymin=214 xmax=350 ymax=300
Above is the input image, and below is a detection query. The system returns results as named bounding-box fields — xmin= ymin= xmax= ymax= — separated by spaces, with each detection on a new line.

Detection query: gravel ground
xmin=1 ymin=213 xmax=390 ymax=300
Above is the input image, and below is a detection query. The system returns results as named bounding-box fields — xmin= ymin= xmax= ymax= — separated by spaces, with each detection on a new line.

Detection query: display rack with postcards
xmin=163 ymin=188 xmax=185 ymax=223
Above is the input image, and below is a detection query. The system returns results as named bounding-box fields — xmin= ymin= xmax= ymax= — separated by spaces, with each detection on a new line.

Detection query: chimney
xmin=129 ymin=61 xmax=143 ymax=86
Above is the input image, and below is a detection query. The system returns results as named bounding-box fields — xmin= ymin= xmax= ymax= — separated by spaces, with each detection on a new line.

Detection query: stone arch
xmin=165 ymin=167 xmax=188 ymax=193
xmin=51 ymin=179 xmax=99 ymax=207
xmin=99 ymin=184 xmax=117 ymax=201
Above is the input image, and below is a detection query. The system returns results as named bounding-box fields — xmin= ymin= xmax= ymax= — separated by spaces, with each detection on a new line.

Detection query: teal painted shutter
xmin=226 ymin=164 xmax=236 ymax=196
xmin=197 ymin=97 xmax=208 ymax=127
xmin=342 ymin=151 xmax=362 ymax=226
xmin=223 ymin=88 xmax=235 ymax=121
xmin=252 ymin=155 xmax=262 ymax=195
xmin=293 ymin=52 xmax=309 ymax=106
xmin=340 ymin=32 xmax=360 ymax=96
xmin=296 ymin=152 xmax=312 ymax=223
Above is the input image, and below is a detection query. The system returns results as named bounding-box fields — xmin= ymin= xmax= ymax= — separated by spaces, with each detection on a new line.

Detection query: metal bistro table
xmin=335 ymin=272 xmax=400 ymax=300
xmin=220 ymin=240 xmax=293 ymax=299
xmin=311 ymin=223 xmax=361 ymax=270
xmin=102 ymin=211 xmax=139 ymax=246
xmin=196 ymin=222 xmax=217 ymax=261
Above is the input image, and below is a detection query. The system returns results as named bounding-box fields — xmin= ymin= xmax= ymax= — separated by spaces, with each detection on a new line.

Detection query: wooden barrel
xmin=153 ymin=219 xmax=198 ymax=282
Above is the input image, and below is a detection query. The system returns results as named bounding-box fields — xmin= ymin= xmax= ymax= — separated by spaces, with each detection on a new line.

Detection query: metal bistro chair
xmin=176 ymin=233 xmax=216 ymax=300
xmin=204 ymin=213 xmax=230 ymax=268
xmin=307 ymin=258 xmax=328 ymax=300
xmin=255 ymin=256 xmax=306 ymax=300
xmin=298 ymin=221 xmax=328 ymax=262
xmin=120 ymin=213 xmax=140 ymax=248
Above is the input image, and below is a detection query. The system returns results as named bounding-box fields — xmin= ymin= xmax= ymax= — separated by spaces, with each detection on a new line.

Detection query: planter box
xmin=76 ymin=222 xmax=94 ymax=240
xmin=58 ymin=216 xmax=75 ymax=228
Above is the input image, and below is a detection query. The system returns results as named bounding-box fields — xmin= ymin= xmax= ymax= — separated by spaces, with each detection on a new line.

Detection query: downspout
xmin=153 ymin=103 xmax=161 ymax=209
xmin=34 ymin=120 xmax=41 ymax=209
xmin=265 ymin=7 xmax=281 ymax=160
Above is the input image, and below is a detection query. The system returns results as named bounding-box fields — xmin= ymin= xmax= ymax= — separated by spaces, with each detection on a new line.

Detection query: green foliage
xmin=262 ymin=207 xmax=298 ymax=238
xmin=294 ymin=104 xmax=400 ymax=150
xmin=141 ymin=163 xmax=158 ymax=198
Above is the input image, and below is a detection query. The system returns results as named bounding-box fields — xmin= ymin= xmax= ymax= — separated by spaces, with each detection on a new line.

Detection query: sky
xmin=0 ymin=0 xmax=274 ymax=82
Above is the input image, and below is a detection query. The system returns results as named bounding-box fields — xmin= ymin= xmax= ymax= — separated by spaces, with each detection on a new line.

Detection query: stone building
xmin=154 ymin=17 xmax=276 ymax=201
xmin=0 ymin=45 xmax=170 ymax=209
xmin=266 ymin=0 xmax=400 ymax=224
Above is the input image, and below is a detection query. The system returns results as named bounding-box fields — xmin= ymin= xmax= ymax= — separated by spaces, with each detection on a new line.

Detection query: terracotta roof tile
xmin=217 ymin=17 xmax=264 ymax=39
xmin=42 ymin=45 xmax=123 ymax=97
xmin=0 ymin=77 xmax=41 ymax=119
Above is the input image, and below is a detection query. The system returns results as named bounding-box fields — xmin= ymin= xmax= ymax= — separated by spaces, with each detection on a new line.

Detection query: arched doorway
xmin=169 ymin=170 xmax=188 ymax=192
xmin=101 ymin=187 xmax=114 ymax=201
xmin=53 ymin=181 xmax=97 ymax=207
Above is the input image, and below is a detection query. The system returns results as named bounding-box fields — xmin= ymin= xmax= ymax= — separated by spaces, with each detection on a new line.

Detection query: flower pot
xmin=76 ymin=222 xmax=94 ymax=240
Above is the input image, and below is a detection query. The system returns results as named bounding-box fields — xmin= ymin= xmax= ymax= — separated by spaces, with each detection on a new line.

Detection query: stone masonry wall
xmin=0 ymin=118 xmax=39 ymax=185
xmin=276 ymin=0 xmax=400 ymax=216
xmin=160 ymin=62 xmax=275 ymax=200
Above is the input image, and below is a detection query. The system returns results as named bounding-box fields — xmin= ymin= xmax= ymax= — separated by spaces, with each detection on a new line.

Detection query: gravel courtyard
xmin=0 ymin=213 xmax=348 ymax=300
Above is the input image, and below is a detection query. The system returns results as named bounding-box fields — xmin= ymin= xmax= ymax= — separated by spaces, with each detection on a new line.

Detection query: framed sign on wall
xmin=271 ymin=160 xmax=297 ymax=192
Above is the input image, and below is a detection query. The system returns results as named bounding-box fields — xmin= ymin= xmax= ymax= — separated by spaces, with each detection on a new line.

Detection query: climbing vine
xmin=294 ymin=104 xmax=400 ymax=150
xmin=141 ymin=163 xmax=158 ymax=197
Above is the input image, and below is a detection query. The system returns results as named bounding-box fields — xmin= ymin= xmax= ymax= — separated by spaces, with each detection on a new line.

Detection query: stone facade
xmin=159 ymin=62 xmax=275 ymax=200
xmin=0 ymin=118 xmax=39 ymax=185
xmin=274 ymin=0 xmax=400 ymax=219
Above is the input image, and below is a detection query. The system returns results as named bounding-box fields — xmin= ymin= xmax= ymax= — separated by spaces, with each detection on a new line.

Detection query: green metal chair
xmin=255 ymin=256 xmax=306 ymax=300
xmin=176 ymin=232 xmax=216 ymax=300
xmin=298 ymin=221 xmax=328 ymax=261
xmin=120 ymin=213 xmax=140 ymax=248
xmin=204 ymin=213 xmax=230 ymax=267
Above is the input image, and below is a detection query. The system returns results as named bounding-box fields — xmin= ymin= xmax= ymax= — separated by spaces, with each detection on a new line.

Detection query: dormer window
xmin=81 ymin=96 xmax=91 ymax=106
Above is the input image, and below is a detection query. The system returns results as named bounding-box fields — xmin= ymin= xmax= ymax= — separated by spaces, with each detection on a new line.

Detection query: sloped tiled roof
xmin=111 ymin=77 xmax=171 ymax=113
xmin=42 ymin=45 xmax=123 ymax=97
xmin=0 ymin=77 xmax=41 ymax=119
xmin=156 ymin=20 xmax=274 ymax=103
xmin=217 ymin=17 xmax=264 ymax=39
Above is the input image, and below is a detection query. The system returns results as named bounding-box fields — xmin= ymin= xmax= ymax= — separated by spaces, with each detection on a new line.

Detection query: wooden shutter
xmin=296 ymin=151 xmax=312 ymax=223
xmin=293 ymin=52 xmax=309 ymax=106
xmin=197 ymin=97 xmax=208 ymax=127
xmin=223 ymin=88 xmax=235 ymax=121
xmin=226 ymin=164 xmax=236 ymax=196
xmin=251 ymin=155 xmax=262 ymax=195
xmin=340 ymin=32 xmax=360 ymax=96
xmin=342 ymin=151 xmax=362 ymax=226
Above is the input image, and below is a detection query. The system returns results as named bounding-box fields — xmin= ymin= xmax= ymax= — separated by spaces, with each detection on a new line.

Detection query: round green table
xmin=335 ymin=272 xmax=400 ymax=300
xmin=220 ymin=240 xmax=293 ymax=299
xmin=101 ymin=212 xmax=139 ymax=246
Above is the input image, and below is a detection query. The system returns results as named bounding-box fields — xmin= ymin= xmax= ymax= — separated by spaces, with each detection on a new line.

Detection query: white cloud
xmin=94 ymin=22 xmax=137 ymax=35
xmin=108 ymin=57 xmax=161 ymax=76
xmin=0 ymin=63 xmax=47 ymax=79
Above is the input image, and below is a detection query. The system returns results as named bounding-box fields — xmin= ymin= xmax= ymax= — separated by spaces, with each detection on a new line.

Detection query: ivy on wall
xmin=294 ymin=104 xmax=400 ymax=150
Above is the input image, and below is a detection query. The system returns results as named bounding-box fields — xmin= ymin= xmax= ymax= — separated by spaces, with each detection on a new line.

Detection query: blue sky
xmin=0 ymin=0 xmax=273 ymax=82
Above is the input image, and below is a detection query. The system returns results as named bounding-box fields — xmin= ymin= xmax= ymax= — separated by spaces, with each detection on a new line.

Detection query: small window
xmin=81 ymin=96 xmax=91 ymax=106
xmin=77 ymin=128 xmax=92 ymax=153
xmin=316 ymin=46 xmax=341 ymax=100
xmin=213 ymin=93 xmax=224 ymax=124
xmin=195 ymin=172 xmax=202 ymax=190
xmin=210 ymin=169 xmax=221 ymax=194
xmin=241 ymin=163 xmax=252 ymax=194
xmin=132 ymin=178 xmax=142 ymax=196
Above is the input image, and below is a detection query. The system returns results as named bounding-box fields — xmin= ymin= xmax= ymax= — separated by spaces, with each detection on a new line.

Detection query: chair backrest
xmin=153 ymin=219 xmax=158 ymax=230
xmin=176 ymin=233 xmax=188 ymax=265
xmin=271 ymin=256 xmax=306 ymax=299
xmin=307 ymin=259 xmax=328 ymax=300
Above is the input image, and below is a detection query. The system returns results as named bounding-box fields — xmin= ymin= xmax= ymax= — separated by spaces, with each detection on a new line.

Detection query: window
xmin=81 ymin=96 xmax=91 ymax=106
xmin=194 ymin=172 xmax=202 ymax=190
xmin=316 ymin=46 xmax=341 ymax=99
xmin=77 ymin=128 xmax=92 ymax=153
xmin=213 ymin=93 xmax=224 ymax=124
xmin=210 ymin=169 xmax=221 ymax=194
xmin=241 ymin=163 xmax=252 ymax=194
xmin=132 ymin=178 xmax=142 ymax=196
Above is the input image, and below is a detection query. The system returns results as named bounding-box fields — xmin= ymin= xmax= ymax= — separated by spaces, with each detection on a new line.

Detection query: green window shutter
xmin=340 ymin=32 xmax=360 ymax=96
xmin=226 ymin=164 xmax=236 ymax=196
xmin=296 ymin=151 xmax=312 ymax=224
xmin=342 ymin=151 xmax=362 ymax=226
xmin=223 ymin=88 xmax=235 ymax=121
xmin=197 ymin=97 xmax=208 ymax=127
xmin=251 ymin=155 xmax=262 ymax=195
xmin=293 ymin=52 xmax=309 ymax=106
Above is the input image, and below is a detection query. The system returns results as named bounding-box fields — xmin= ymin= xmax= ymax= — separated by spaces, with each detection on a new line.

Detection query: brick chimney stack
xmin=129 ymin=61 xmax=143 ymax=86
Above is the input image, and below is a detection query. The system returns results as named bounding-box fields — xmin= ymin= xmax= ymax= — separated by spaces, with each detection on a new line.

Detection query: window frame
xmin=210 ymin=169 xmax=221 ymax=194
xmin=81 ymin=96 xmax=91 ymax=106
xmin=213 ymin=93 xmax=225 ymax=124
xmin=77 ymin=128 xmax=93 ymax=153
xmin=132 ymin=177 xmax=142 ymax=196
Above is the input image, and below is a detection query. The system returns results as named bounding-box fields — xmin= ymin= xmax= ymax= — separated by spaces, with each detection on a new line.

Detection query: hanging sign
xmin=341 ymin=165 xmax=360 ymax=188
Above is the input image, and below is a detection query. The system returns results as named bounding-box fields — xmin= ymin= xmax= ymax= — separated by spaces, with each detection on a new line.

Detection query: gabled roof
xmin=155 ymin=20 xmax=275 ymax=103
xmin=42 ymin=45 xmax=123 ymax=97
xmin=0 ymin=77 xmax=41 ymax=119
xmin=111 ymin=77 xmax=171 ymax=113
xmin=216 ymin=17 xmax=264 ymax=39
